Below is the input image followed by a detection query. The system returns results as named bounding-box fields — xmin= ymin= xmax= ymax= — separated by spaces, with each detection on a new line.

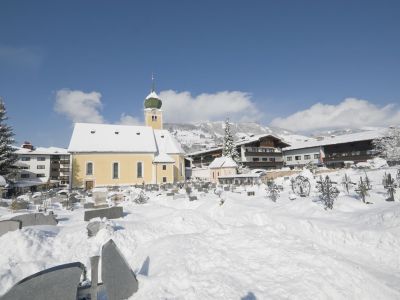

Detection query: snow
xmin=153 ymin=153 xmax=175 ymax=163
xmin=68 ymin=123 xmax=158 ymax=153
xmin=285 ymin=129 xmax=386 ymax=150
xmin=208 ymin=156 xmax=238 ymax=169
xmin=0 ymin=167 xmax=400 ymax=299
xmin=145 ymin=91 xmax=160 ymax=100
xmin=15 ymin=146 xmax=68 ymax=155
xmin=0 ymin=176 xmax=5 ymax=187
xmin=154 ymin=129 xmax=185 ymax=154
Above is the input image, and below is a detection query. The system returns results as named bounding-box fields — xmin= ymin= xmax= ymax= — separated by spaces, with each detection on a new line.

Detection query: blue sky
xmin=1 ymin=0 xmax=399 ymax=147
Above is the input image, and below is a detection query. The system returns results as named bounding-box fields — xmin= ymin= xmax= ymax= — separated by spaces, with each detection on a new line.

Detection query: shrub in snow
xmin=266 ymin=181 xmax=280 ymax=202
xmin=341 ymin=174 xmax=356 ymax=194
xmin=133 ymin=190 xmax=149 ymax=204
xmin=291 ymin=175 xmax=311 ymax=197
xmin=304 ymin=161 xmax=317 ymax=174
xmin=384 ymin=173 xmax=396 ymax=202
xmin=10 ymin=198 xmax=29 ymax=211
xmin=355 ymin=177 xmax=370 ymax=204
xmin=367 ymin=157 xmax=388 ymax=169
xmin=316 ymin=175 xmax=340 ymax=210
xmin=373 ymin=126 xmax=400 ymax=164
xmin=364 ymin=172 xmax=372 ymax=190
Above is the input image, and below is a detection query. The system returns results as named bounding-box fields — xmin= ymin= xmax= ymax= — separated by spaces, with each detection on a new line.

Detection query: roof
xmin=188 ymin=133 xmax=290 ymax=156
xmin=15 ymin=146 xmax=68 ymax=155
xmin=209 ymin=156 xmax=238 ymax=169
xmin=68 ymin=123 xmax=157 ymax=153
xmin=153 ymin=153 xmax=175 ymax=163
xmin=146 ymin=91 xmax=161 ymax=100
xmin=284 ymin=129 xmax=386 ymax=151
xmin=154 ymin=129 xmax=185 ymax=154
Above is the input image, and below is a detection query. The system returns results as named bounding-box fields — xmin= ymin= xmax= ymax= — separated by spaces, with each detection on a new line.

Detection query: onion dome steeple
xmin=144 ymin=74 xmax=162 ymax=109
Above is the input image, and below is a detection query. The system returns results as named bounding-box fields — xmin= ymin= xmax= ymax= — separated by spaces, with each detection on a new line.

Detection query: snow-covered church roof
xmin=209 ymin=156 xmax=238 ymax=169
xmin=68 ymin=123 xmax=185 ymax=155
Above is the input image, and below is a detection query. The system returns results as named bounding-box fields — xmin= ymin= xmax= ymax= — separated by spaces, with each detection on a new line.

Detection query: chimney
xmin=21 ymin=141 xmax=34 ymax=150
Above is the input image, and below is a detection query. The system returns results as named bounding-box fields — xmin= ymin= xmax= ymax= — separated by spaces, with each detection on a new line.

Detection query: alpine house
xmin=68 ymin=85 xmax=185 ymax=189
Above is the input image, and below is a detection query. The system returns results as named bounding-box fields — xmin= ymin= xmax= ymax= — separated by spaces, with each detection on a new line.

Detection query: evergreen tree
xmin=373 ymin=126 xmax=400 ymax=164
xmin=222 ymin=118 xmax=240 ymax=162
xmin=0 ymin=98 xmax=17 ymax=179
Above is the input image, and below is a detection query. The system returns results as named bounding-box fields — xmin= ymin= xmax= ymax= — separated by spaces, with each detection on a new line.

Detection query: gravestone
xmin=0 ymin=220 xmax=22 ymax=236
xmin=87 ymin=221 xmax=109 ymax=237
xmin=223 ymin=187 xmax=230 ymax=191
xmin=84 ymin=202 xmax=95 ymax=209
xmin=102 ymin=239 xmax=139 ymax=300
xmin=93 ymin=188 xmax=108 ymax=206
xmin=247 ymin=191 xmax=255 ymax=196
xmin=189 ymin=196 xmax=198 ymax=201
xmin=1 ymin=262 xmax=84 ymax=300
xmin=166 ymin=192 xmax=174 ymax=196
xmin=11 ymin=212 xmax=58 ymax=227
xmin=173 ymin=194 xmax=187 ymax=200
xmin=84 ymin=206 xmax=123 ymax=222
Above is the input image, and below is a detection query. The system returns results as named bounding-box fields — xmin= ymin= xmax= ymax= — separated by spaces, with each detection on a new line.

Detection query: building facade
xmin=188 ymin=134 xmax=290 ymax=170
xmin=14 ymin=143 xmax=70 ymax=188
xmin=68 ymin=88 xmax=185 ymax=189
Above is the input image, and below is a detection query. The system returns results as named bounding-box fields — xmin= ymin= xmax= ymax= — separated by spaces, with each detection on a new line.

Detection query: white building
xmin=14 ymin=143 xmax=70 ymax=189
xmin=209 ymin=156 xmax=238 ymax=183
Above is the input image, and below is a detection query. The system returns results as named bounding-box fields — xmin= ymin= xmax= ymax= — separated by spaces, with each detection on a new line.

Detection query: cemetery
xmin=0 ymin=159 xmax=399 ymax=298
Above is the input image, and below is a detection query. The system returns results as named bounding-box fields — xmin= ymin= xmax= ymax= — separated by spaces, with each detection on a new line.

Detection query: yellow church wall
xmin=171 ymin=154 xmax=185 ymax=182
xmin=71 ymin=153 xmax=155 ymax=188
xmin=144 ymin=109 xmax=163 ymax=130
xmin=154 ymin=163 xmax=174 ymax=184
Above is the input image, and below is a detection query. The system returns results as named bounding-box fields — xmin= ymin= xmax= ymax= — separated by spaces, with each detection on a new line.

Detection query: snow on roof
xmin=209 ymin=156 xmax=238 ymax=169
xmin=146 ymin=91 xmax=160 ymax=100
xmin=15 ymin=146 xmax=68 ymax=155
xmin=154 ymin=130 xmax=185 ymax=154
xmin=153 ymin=153 xmax=175 ymax=163
xmin=188 ymin=133 xmax=289 ymax=156
xmin=68 ymin=123 xmax=158 ymax=153
xmin=285 ymin=129 xmax=386 ymax=151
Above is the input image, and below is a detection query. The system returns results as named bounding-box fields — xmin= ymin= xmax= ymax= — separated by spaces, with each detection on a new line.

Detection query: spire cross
xmin=151 ymin=73 xmax=155 ymax=92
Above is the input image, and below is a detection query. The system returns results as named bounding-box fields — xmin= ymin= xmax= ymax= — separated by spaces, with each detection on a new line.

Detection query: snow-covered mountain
xmin=164 ymin=122 xmax=311 ymax=153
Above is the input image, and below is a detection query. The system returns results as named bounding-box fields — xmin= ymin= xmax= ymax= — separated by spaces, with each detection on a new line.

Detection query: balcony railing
xmin=244 ymin=147 xmax=281 ymax=153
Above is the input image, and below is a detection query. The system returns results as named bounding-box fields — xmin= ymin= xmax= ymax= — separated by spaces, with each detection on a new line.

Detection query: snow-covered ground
xmin=1 ymin=167 xmax=400 ymax=299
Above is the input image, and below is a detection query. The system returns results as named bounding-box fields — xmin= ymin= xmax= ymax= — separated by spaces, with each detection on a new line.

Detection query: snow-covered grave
xmin=0 ymin=166 xmax=400 ymax=298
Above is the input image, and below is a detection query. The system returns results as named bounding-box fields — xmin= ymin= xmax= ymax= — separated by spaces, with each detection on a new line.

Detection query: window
xmin=137 ymin=162 xmax=143 ymax=178
xmin=314 ymin=154 xmax=320 ymax=159
xmin=51 ymin=168 xmax=58 ymax=172
xmin=112 ymin=162 xmax=119 ymax=179
xmin=37 ymin=157 xmax=46 ymax=161
xmin=269 ymin=157 xmax=275 ymax=162
xmin=295 ymin=156 xmax=301 ymax=161
xmin=262 ymin=158 xmax=268 ymax=161
xmin=253 ymin=157 xmax=259 ymax=162
xmin=37 ymin=165 xmax=45 ymax=169
xmin=287 ymin=156 xmax=292 ymax=161
xmin=21 ymin=174 xmax=30 ymax=178
xmin=304 ymin=155 xmax=311 ymax=160
xmin=162 ymin=165 xmax=166 ymax=170
xmin=37 ymin=174 xmax=45 ymax=178
xmin=162 ymin=177 xmax=167 ymax=183
xmin=152 ymin=115 xmax=157 ymax=121
xmin=21 ymin=166 xmax=30 ymax=170
xmin=21 ymin=157 xmax=30 ymax=161
xmin=86 ymin=162 xmax=93 ymax=175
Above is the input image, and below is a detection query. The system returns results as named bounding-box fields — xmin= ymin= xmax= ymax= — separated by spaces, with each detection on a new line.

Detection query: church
xmin=68 ymin=85 xmax=185 ymax=189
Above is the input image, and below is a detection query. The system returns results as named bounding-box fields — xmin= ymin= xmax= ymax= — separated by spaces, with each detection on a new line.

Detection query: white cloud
xmin=54 ymin=89 xmax=104 ymax=123
xmin=118 ymin=113 xmax=142 ymax=125
xmin=270 ymin=98 xmax=400 ymax=132
xmin=159 ymin=90 xmax=262 ymax=123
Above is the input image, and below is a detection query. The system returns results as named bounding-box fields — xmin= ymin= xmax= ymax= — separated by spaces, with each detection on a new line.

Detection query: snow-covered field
xmin=1 ymin=167 xmax=400 ymax=299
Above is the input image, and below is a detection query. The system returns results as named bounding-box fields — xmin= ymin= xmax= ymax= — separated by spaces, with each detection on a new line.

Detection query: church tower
xmin=144 ymin=76 xmax=163 ymax=130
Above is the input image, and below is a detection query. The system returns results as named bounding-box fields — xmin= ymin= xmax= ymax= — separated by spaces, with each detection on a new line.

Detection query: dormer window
xmin=161 ymin=135 xmax=164 ymax=138
xmin=136 ymin=132 xmax=140 ymax=135
xmin=90 ymin=130 xmax=96 ymax=134
xmin=115 ymin=131 xmax=119 ymax=135
xmin=152 ymin=115 xmax=157 ymax=121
